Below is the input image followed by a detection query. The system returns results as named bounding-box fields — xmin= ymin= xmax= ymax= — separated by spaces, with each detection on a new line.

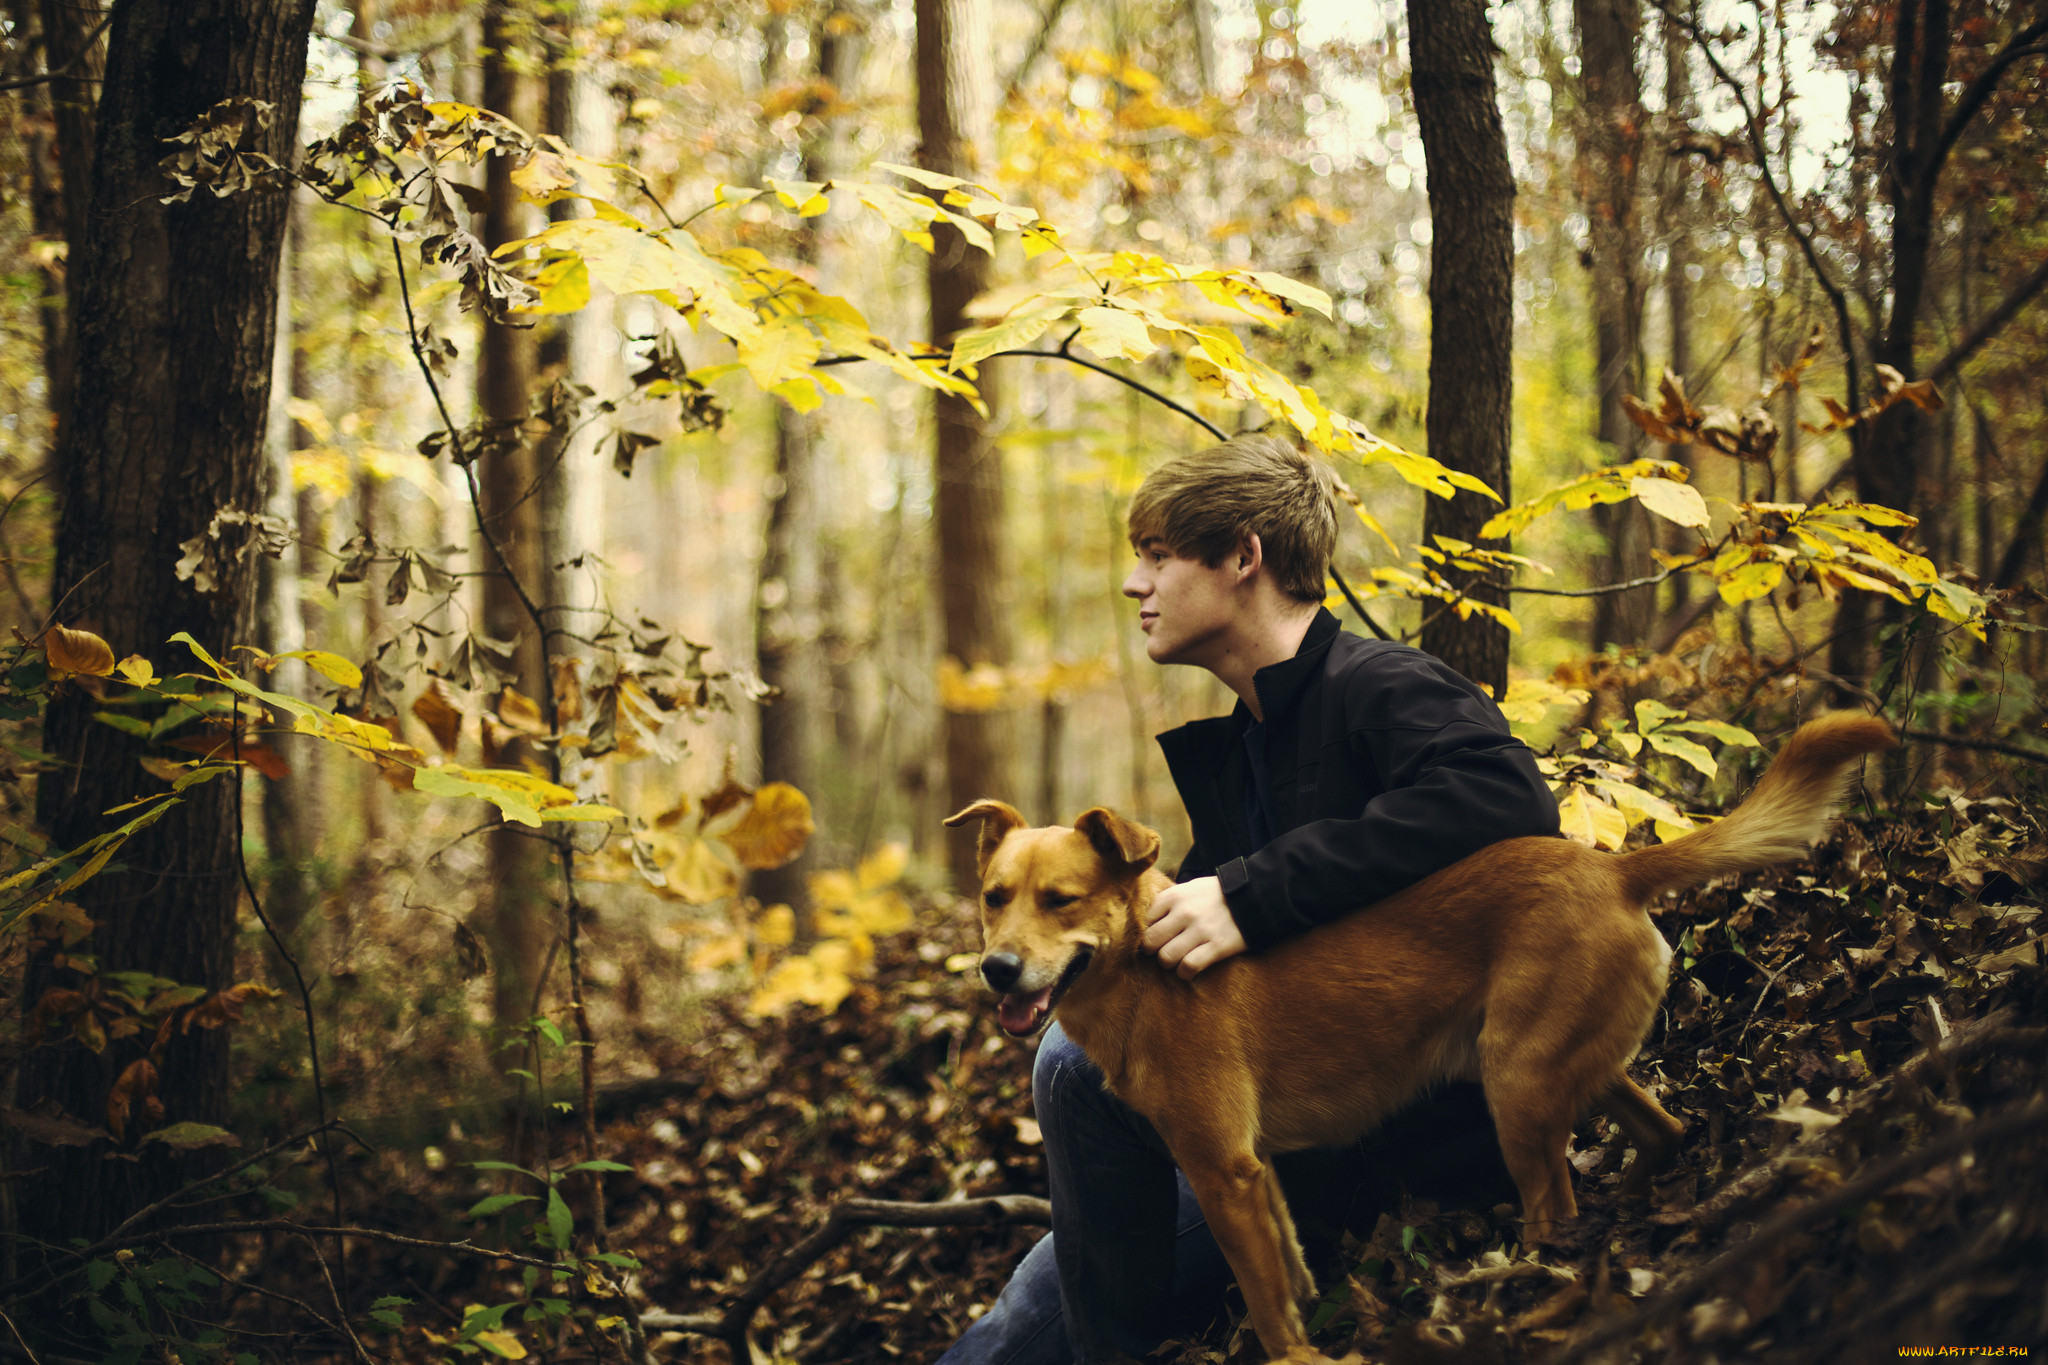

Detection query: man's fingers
xmin=1176 ymin=942 xmax=1218 ymax=980
xmin=1141 ymin=906 xmax=1186 ymax=952
xmin=1140 ymin=886 xmax=1178 ymax=930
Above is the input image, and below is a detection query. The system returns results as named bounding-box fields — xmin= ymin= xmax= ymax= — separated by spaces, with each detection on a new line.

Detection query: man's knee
xmin=1031 ymin=1023 xmax=1097 ymax=1124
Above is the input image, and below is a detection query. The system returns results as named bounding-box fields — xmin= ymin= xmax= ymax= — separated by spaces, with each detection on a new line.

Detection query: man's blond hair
xmin=1126 ymin=433 xmax=1337 ymax=603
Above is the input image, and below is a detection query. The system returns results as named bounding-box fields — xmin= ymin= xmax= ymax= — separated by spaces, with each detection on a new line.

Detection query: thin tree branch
xmin=999 ymin=0 xmax=1073 ymax=107
xmin=639 ymin=1195 xmax=1052 ymax=1360
xmin=0 ymin=5 xmax=111 ymax=93
xmin=231 ymin=706 xmax=350 ymax=1312
xmin=815 ymin=345 xmax=1396 ymax=640
xmin=1899 ymin=727 xmax=2048 ymax=765
xmin=1649 ymin=0 xmax=1861 ymax=417
xmin=96 ymin=1118 xmax=354 ymax=1251
xmin=1509 ymin=565 xmax=1682 ymax=597
xmin=1919 ymin=20 xmax=2048 ymax=201
xmin=1928 ymin=253 xmax=2048 ymax=387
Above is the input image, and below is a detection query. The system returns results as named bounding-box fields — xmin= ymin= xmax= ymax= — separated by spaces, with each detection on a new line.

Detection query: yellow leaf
xmin=1644 ymin=730 xmax=1717 ymax=778
xmin=45 ymin=625 xmax=116 ymax=678
xmin=808 ymin=868 xmax=858 ymax=911
xmin=1717 ymin=560 xmax=1783 ymax=604
xmin=1629 ymin=474 xmax=1711 ymax=528
xmin=949 ymin=305 xmax=1069 ymax=372
xmin=412 ymin=765 xmax=578 ymax=828
xmin=510 ymin=150 xmax=577 ymax=201
xmin=666 ymin=835 xmax=740 ymax=904
xmin=1591 ymin=779 xmax=1693 ymax=831
xmin=738 ymin=316 xmax=822 ymax=390
xmin=114 ymin=656 xmax=157 ymax=687
xmin=473 ymin=1329 xmax=527 ymax=1359
xmin=498 ymin=686 xmax=548 ymax=735
xmin=722 ymin=782 xmax=814 ymax=870
xmin=857 ymin=841 xmax=909 ymax=890
xmin=530 ymin=255 xmax=591 ymax=315
xmin=755 ymin=904 xmax=795 ymax=947
xmin=688 ymin=929 xmax=747 ymax=972
xmin=1073 ymin=306 xmax=1156 ymax=362
xmin=765 ymin=176 xmax=829 ymax=216
xmin=273 ymin=649 xmax=363 ymax=689
xmin=1557 ymin=786 xmax=1628 ymax=851
xmin=536 ymin=803 xmax=624 ymax=823
xmin=852 ymin=888 xmax=913 ymax=935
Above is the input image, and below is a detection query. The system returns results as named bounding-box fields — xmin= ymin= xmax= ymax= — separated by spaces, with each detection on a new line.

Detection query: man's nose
xmin=1120 ymin=567 xmax=1145 ymax=599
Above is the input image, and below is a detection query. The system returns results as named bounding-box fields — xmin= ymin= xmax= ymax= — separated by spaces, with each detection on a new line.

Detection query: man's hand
xmin=1141 ymin=877 xmax=1247 ymax=980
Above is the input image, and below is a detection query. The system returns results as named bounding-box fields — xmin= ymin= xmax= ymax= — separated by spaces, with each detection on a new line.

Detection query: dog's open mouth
xmin=997 ymin=947 xmax=1094 ymax=1038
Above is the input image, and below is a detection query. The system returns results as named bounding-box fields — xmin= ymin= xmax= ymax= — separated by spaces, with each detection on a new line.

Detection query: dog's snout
xmin=981 ymin=952 xmax=1024 ymax=992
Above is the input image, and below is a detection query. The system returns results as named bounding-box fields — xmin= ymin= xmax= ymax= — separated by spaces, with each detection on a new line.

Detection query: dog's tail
xmin=1615 ymin=711 xmax=1895 ymax=902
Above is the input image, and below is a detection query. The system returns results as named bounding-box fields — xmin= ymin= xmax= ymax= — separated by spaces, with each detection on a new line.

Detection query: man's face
xmin=1121 ymin=537 xmax=1243 ymax=667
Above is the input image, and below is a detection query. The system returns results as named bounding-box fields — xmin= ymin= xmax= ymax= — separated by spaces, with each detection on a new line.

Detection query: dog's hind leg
xmin=1602 ymin=1073 xmax=1685 ymax=1196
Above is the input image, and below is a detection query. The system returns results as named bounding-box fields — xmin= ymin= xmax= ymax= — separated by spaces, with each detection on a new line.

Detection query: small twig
xmin=1509 ymin=565 xmax=1683 ymax=598
xmin=1328 ymin=565 xmax=1393 ymax=642
xmin=0 ymin=1304 xmax=44 ymax=1365
xmin=642 ymin=1195 xmax=1052 ymax=1360
xmin=1550 ymin=1095 xmax=2048 ymax=1365
xmin=1898 ymin=726 xmax=2048 ymax=765
xmin=231 ymin=705 xmax=349 ymax=1312
xmin=0 ymin=5 xmax=111 ymax=93
xmin=292 ymin=1234 xmax=376 ymax=1365
xmin=96 ymin=1118 xmax=353 ymax=1251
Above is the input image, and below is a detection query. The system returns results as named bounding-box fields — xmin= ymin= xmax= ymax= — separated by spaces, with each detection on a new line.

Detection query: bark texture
xmin=478 ymin=2 xmax=551 ymax=1037
xmin=1574 ymin=0 xmax=1651 ymax=651
xmin=1408 ymin=0 xmax=1516 ymax=699
xmin=916 ymin=0 xmax=1012 ymax=890
xmin=17 ymin=0 xmax=316 ymax=1243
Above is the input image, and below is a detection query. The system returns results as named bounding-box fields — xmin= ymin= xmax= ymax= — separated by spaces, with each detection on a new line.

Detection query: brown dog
xmin=946 ymin=711 xmax=1894 ymax=1363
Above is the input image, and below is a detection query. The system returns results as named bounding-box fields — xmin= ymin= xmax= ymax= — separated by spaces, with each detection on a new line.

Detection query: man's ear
xmin=1073 ymin=807 xmax=1161 ymax=876
xmin=943 ymin=799 xmax=1026 ymax=880
xmin=1235 ymin=532 xmax=1264 ymax=582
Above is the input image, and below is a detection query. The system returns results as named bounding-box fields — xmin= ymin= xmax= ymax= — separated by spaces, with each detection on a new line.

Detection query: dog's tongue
xmin=999 ymin=986 xmax=1055 ymax=1036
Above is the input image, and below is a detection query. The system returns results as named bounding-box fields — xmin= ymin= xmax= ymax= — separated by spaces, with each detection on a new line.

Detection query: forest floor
xmin=210 ymin=793 xmax=2047 ymax=1364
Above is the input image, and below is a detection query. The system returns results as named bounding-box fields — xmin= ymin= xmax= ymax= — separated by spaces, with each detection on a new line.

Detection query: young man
xmin=942 ymin=434 xmax=1560 ymax=1364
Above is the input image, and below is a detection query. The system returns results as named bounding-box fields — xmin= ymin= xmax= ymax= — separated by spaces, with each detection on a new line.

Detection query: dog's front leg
xmin=1175 ymin=1144 xmax=1320 ymax=1363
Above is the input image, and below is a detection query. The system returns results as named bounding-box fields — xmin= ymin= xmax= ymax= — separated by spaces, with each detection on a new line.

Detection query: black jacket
xmin=1158 ymin=609 xmax=1561 ymax=952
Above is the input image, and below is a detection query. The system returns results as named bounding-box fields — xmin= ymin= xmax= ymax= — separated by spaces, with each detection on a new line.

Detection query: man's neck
xmin=1207 ymin=603 xmax=1319 ymax=721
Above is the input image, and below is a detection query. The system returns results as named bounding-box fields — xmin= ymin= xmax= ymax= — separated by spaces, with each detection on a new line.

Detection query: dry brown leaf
xmin=106 ymin=1058 xmax=159 ymax=1141
xmin=412 ymin=678 xmax=465 ymax=754
xmin=498 ymin=686 xmax=548 ymax=735
xmin=45 ymin=624 xmax=116 ymax=678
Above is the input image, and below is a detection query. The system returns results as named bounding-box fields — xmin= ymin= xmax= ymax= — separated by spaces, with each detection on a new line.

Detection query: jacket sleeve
xmin=1173 ymin=836 xmax=1218 ymax=886
xmin=1215 ymin=649 xmax=1560 ymax=952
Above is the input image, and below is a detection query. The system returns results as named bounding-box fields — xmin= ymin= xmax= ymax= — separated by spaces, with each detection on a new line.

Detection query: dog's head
xmin=944 ymin=800 xmax=1162 ymax=1037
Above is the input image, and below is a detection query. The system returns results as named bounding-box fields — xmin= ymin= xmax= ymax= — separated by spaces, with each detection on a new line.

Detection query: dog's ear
xmin=944 ymin=799 xmax=1027 ymax=880
xmin=1074 ymin=807 xmax=1161 ymax=876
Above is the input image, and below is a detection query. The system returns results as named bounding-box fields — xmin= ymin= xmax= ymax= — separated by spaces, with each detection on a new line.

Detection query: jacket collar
xmin=1249 ymin=607 xmax=1341 ymax=728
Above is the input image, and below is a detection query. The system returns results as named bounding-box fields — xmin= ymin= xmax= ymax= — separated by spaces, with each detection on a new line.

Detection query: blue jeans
xmin=939 ymin=1024 xmax=1513 ymax=1365
xmin=939 ymin=1022 xmax=1232 ymax=1365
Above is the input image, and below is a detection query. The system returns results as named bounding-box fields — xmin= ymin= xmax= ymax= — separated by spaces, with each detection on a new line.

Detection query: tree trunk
xmin=917 ymin=0 xmax=1012 ymax=890
xmin=757 ymin=10 xmax=856 ymax=914
xmin=1658 ymin=5 xmax=1694 ymax=613
xmin=259 ymin=190 xmax=318 ymax=958
xmin=478 ymin=2 xmax=550 ymax=1040
xmin=1408 ymin=0 xmax=1516 ymax=699
xmin=1831 ymin=0 xmax=1951 ymax=688
xmin=1574 ymin=0 xmax=1651 ymax=652
xmin=16 ymin=0 xmax=316 ymax=1245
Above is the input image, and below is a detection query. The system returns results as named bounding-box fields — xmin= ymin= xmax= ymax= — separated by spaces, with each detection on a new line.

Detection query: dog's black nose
xmin=981 ymin=952 xmax=1024 ymax=992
